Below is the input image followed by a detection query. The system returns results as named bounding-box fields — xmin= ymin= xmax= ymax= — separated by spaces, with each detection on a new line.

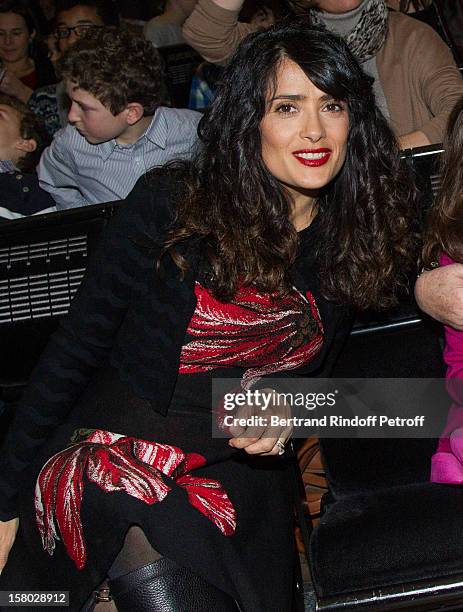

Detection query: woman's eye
xmin=324 ymin=102 xmax=345 ymax=113
xmin=275 ymin=104 xmax=297 ymax=114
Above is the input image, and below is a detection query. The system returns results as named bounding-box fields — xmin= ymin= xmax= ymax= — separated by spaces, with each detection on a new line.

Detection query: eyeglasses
xmin=54 ymin=25 xmax=103 ymax=39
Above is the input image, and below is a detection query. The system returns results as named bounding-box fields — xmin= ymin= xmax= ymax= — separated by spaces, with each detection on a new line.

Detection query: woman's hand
xmin=0 ymin=71 xmax=33 ymax=103
xmin=0 ymin=517 xmax=19 ymax=575
xmin=228 ymin=388 xmax=292 ymax=455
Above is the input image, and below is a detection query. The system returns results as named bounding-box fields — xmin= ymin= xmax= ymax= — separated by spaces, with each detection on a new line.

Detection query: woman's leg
xmin=83 ymin=526 xmax=161 ymax=612
xmin=103 ymin=526 xmax=239 ymax=612
xmin=107 ymin=525 xmax=163 ymax=579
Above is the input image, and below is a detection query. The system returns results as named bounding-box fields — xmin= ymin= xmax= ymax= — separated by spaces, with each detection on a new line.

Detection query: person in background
xmin=29 ymin=0 xmax=120 ymax=137
xmin=0 ymin=0 xmax=55 ymax=104
xmin=388 ymin=0 xmax=461 ymax=65
xmin=0 ymin=92 xmax=54 ymax=219
xmin=144 ymin=0 xmax=195 ymax=48
xmin=38 ymin=28 xmax=200 ymax=209
xmin=420 ymin=98 xmax=463 ymax=484
xmin=183 ymin=0 xmax=463 ymax=148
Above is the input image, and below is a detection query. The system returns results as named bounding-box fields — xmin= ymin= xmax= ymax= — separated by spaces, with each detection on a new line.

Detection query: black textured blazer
xmin=0 ymin=174 xmax=350 ymax=520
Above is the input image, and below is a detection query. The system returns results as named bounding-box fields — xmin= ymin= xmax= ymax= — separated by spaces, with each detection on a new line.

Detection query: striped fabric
xmin=0 ymin=160 xmax=18 ymax=173
xmin=38 ymin=106 xmax=201 ymax=210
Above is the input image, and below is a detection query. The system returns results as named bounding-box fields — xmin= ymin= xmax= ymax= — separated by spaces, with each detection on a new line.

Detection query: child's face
xmin=0 ymin=103 xmax=24 ymax=163
xmin=66 ymin=81 xmax=129 ymax=145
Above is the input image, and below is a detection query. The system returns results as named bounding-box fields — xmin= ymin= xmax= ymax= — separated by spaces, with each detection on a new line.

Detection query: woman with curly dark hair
xmin=0 ymin=22 xmax=416 ymax=612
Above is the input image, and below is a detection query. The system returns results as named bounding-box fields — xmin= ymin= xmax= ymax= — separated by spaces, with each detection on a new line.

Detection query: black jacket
xmin=0 ymin=171 xmax=55 ymax=219
xmin=0 ymin=173 xmax=350 ymax=520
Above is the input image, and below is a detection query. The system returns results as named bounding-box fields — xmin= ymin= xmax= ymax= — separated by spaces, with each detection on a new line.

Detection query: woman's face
xmin=260 ymin=58 xmax=349 ymax=205
xmin=0 ymin=12 xmax=31 ymax=64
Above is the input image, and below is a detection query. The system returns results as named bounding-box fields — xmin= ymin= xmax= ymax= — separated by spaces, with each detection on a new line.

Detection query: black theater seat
xmin=311 ymin=479 xmax=463 ymax=608
xmin=157 ymin=44 xmax=202 ymax=108
xmin=0 ymin=202 xmax=121 ymax=403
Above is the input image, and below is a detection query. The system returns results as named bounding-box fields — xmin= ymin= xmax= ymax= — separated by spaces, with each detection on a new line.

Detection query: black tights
xmin=86 ymin=526 xmax=161 ymax=612
xmin=85 ymin=526 xmax=239 ymax=612
xmin=107 ymin=525 xmax=162 ymax=580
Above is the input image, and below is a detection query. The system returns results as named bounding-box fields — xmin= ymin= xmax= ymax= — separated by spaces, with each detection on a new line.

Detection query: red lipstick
xmin=293 ymin=148 xmax=331 ymax=167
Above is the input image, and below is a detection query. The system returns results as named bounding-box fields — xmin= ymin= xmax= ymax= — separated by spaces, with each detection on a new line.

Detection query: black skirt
xmin=0 ymin=365 xmax=295 ymax=612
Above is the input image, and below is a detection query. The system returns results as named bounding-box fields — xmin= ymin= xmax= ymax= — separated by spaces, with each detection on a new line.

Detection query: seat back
xmin=339 ymin=144 xmax=443 ymax=342
xmin=157 ymin=44 xmax=202 ymax=108
xmin=326 ymin=145 xmax=446 ymax=496
xmin=0 ymin=202 xmax=122 ymax=388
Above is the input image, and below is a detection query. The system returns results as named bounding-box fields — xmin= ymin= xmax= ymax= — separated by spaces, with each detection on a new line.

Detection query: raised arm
xmin=182 ymin=0 xmax=255 ymax=65
xmin=400 ymin=21 xmax=463 ymax=147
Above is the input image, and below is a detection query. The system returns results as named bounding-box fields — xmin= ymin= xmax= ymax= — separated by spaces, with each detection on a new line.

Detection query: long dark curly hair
xmin=423 ymin=97 xmax=463 ymax=267
xmin=162 ymin=22 xmax=417 ymax=310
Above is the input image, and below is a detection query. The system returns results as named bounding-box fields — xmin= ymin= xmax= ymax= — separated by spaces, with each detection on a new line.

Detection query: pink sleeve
xmin=440 ymin=253 xmax=463 ymax=380
xmin=431 ymin=254 xmax=463 ymax=478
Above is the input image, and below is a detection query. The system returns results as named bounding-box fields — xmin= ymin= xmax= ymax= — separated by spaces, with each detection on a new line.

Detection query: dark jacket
xmin=0 ymin=171 xmax=55 ymax=219
xmin=0 ymin=173 xmax=350 ymax=521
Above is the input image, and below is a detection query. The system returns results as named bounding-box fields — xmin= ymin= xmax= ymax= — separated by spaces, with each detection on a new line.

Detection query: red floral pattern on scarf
xmin=35 ymin=429 xmax=236 ymax=570
xmin=179 ymin=282 xmax=324 ymax=387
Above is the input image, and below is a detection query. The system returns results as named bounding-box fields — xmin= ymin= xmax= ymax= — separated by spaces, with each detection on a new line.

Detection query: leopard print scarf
xmin=309 ymin=0 xmax=389 ymax=63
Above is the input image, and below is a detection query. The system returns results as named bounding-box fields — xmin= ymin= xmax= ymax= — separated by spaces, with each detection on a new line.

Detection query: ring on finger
xmin=275 ymin=439 xmax=286 ymax=455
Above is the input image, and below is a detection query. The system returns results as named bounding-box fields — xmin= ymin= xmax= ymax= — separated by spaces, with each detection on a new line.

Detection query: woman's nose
xmin=301 ymin=111 xmax=326 ymax=143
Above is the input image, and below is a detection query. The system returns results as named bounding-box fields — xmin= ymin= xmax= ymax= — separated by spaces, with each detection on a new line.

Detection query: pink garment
xmin=430 ymin=253 xmax=463 ymax=484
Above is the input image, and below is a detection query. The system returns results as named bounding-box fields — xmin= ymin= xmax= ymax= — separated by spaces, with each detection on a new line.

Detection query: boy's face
xmin=56 ymin=5 xmax=104 ymax=54
xmin=0 ymin=103 xmax=24 ymax=163
xmin=66 ymin=81 xmax=128 ymax=144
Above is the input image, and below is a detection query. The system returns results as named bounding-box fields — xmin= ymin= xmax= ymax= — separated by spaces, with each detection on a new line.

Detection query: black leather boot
xmin=108 ymin=557 xmax=240 ymax=612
